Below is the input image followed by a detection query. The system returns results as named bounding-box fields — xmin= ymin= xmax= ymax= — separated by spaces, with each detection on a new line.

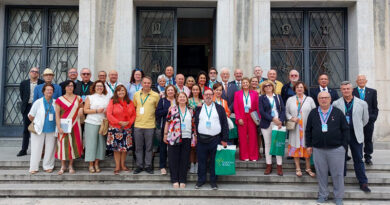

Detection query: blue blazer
xmin=155 ymin=98 xmax=172 ymax=131
xmin=259 ymin=94 xmax=286 ymax=129
xmin=222 ymin=81 xmax=239 ymax=113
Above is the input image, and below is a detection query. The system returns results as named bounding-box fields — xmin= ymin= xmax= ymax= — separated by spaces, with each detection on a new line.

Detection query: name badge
xmin=271 ymin=110 xmax=275 ymax=117
xmin=206 ymin=121 xmax=211 ymax=128
xmin=346 ymin=116 xmax=350 ymax=124
xmin=244 ymin=106 xmax=249 ymax=113
xmin=81 ymin=95 xmax=86 ymax=102
xmin=322 ymin=124 xmax=328 ymax=132
xmin=49 ymin=113 xmax=54 ymax=121
xmin=140 ymin=107 xmax=145 ymax=115
xmin=181 ymin=123 xmax=186 ymax=130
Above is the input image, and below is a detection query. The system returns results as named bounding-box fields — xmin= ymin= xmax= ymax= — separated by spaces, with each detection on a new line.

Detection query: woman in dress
xmin=188 ymin=84 xmax=203 ymax=173
xmin=164 ymin=92 xmax=196 ymax=188
xmin=28 ymin=83 xmax=56 ymax=174
xmin=126 ymin=68 xmax=145 ymax=100
xmin=185 ymin=76 xmax=196 ymax=90
xmin=55 ymin=80 xmax=84 ymax=175
xmin=106 ymin=85 xmax=136 ymax=174
xmin=234 ymin=77 xmax=260 ymax=161
xmin=196 ymin=71 xmax=210 ymax=98
xmin=155 ymin=85 xmax=177 ymax=175
xmin=285 ymin=81 xmax=316 ymax=177
xmin=212 ymin=82 xmax=230 ymax=117
xmin=83 ymin=80 xmax=110 ymax=173
xmin=259 ymin=80 xmax=286 ymax=176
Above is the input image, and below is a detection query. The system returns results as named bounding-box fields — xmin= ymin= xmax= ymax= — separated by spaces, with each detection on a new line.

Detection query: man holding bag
xmin=306 ymin=92 xmax=349 ymax=205
xmin=194 ymin=89 xmax=229 ymax=190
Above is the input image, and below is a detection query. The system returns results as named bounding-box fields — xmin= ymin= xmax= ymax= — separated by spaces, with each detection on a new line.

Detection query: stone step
xmin=1 ymin=169 xmax=390 ymax=185
xmin=0 ymin=182 xmax=389 ymax=199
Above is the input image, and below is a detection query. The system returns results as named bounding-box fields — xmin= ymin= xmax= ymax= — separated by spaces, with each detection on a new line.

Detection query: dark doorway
xmin=176 ymin=9 xmax=214 ymax=78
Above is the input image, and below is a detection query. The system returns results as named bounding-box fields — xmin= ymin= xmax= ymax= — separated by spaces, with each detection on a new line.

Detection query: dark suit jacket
xmin=259 ymin=94 xmax=286 ymax=129
xmin=194 ymin=103 xmax=229 ymax=142
xmin=19 ymin=79 xmax=44 ymax=114
xmin=222 ymin=81 xmax=239 ymax=113
xmin=74 ymin=80 xmax=94 ymax=96
xmin=281 ymin=82 xmax=309 ymax=104
xmin=309 ymin=87 xmax=339 ymax=107
xmin=353 ymin=87 xmax=378 ymax=123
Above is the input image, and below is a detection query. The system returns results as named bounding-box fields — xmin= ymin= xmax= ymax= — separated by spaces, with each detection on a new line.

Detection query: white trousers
xmin=29 ymin=132 xmax=56 ymax=172
xmin=261 ymin=123 xmax=283 ymax=165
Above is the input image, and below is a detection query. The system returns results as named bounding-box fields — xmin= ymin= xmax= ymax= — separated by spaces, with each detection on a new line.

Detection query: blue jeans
xmin=196 ymin=137 xmax=219 ymax=184
xmin=345 ymin=133 xmax=368 ymax=185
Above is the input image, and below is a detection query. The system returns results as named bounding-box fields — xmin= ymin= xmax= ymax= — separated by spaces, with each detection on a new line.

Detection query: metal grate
xmin=2 ymin=7 xmax=78 ymax=126
xmin=137 ymin=10 xmax=175 ymax=84
xmin=271 ymin=9 xmax=347 ymax=89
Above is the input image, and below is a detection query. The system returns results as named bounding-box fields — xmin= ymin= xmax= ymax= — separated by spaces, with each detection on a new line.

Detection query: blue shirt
xmin=42 ymin=98 xmax=56 ymax=133
xmin=127 ymin=83 xmax=143 ymax=101
xmin=33 ymin=83 xmax=62 ymax=102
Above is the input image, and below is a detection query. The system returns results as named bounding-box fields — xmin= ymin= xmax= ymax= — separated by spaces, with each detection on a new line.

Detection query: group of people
xmin=18 ymin=65 xmax=378 ymax=205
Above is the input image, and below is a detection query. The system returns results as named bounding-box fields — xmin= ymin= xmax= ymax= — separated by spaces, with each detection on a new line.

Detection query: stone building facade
xmin=0 ymin=0 xmax=389 ymax=141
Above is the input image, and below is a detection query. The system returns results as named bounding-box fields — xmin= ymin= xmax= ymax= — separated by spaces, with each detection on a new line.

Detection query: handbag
xmin=286 ymin=96 xmax=307 ymax=131
xmin=28 ymin=122 xmax=37 ymax=134
xmin=250 ymin=111 xmax=260 ymax=126
xmin=215 ymin=145 xmax=236 ymax=175
xmin=99 ymin=118 xmax=109 ymax=135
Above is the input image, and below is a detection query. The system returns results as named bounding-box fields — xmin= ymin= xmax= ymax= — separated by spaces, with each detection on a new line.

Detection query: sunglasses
xmin=82 ymin=73 xmax=91 ymax=76
xmin=263 ymin=84 xmax=272 ymax=87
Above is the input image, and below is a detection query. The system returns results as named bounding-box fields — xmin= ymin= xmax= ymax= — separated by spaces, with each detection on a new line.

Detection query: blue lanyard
xmin=81 ymin=84 xmax=89 ymax=95
xmin=108 ymin=82 xmax=117 ymax=93
xmin=176 ymin=85 xmax=184 ymax=92
xmin=269 ymin=96 xmax=275 ymax=108
xmin=43 ymin=98 xmax=53 ymax=114
xmin=204 ymin=103 xmax=214 ymax=120
xmin=243 ymin=91 xmax=250 ymax=105
xmin=135 ymin=83 xmax=141 ymax=91
xmin=179 ymin=106 xmax=187 ymax=123
xmin=140 ymin=93 xmax=150 ymax=106
xmin=358 ymin=88 xmax=365 ymax=100
xmin=345 ymin=98 xmax=354 ymax=114
xmin=318 ymin=106 xmax=333 ymax=124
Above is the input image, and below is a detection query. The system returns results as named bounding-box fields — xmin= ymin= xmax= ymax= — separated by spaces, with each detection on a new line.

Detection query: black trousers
xmin=21 ymin=104 xmax=32 ymax=152
xmin=197 ymin=137 xmax=219 ymax=184
xmin=168 ymin=138 xmax=191 ymax=183
xmin=363 ymin=122 xmax=374 ymax=160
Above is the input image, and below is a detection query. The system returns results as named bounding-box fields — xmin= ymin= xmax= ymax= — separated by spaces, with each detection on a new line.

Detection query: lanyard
xmin=243 ymin=91 xmax=250 ymax=105
xmin=296 ymin=96 xmax=303 ymax=112
xmin=140 ymin=93 xmax=150 ymax=106
xmin=269 ymin=96 xmax=275 ymax=109
xmin=345 ymin=98 xmax=354 ymax=114
xmin=135 ymin=83 xmax=141 ymax=91
xmin=215 ymin=98 xmax=222 ymax=105
xmin=176 ymin=85 xmax=184 ymax=92
xmin=259 ymin=78 xmax=264 ymax=84
xmin=318 ymin=105 xmax=333 ymax=125
xmin=201 ymin=86 xmax=205 ymax=96
xmin=82 ymin=83 xmax=89 ymax=95
xmin=108 ymin=82 xmax=117 ymax=93
xmin=204 ymin=103 xmax=214 ymax=120
xmin=179 ymin=106 xmax=187 ymax=123
xmin=43 ymin=98 xmax=53 ymax=114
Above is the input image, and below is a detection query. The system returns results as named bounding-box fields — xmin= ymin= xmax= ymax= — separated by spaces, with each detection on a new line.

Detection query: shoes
xmin=244 ymin=159 xmax=249 ymax=162
xmin=346 ymin=156 xmax=352 ymax=161
xmin=17 ymin=150 xmax=27 ymax=157
xmin=335 ymin=199 xmax=343 ymax=205
xmin=133 ymin=167 xmax=143 ymax=174
xmin=195 ymin=182 xmax=204 ymax=189
xmin=264 ymin=164 xmax=272 ymax=175
xmin=210 ymin=182 xmax=218 ymax=190
xmin=316 ymin=197 xmax=328 ymax=204
xmin=365 ymin=158 xmax=373 ymax=166
xmin=160 ymin=168 xmax=167 ymax=175
xmin=145 ymin=167 xmax=154 ymax=174
xmin=360 ymin=184 xmax=371 ymax=192
xmin=276 ymin=165 xmax=283 ymax=176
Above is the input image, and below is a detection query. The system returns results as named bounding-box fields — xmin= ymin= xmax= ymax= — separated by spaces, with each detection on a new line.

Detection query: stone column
xmin=233 ymin=0 xmax=253 ymax=77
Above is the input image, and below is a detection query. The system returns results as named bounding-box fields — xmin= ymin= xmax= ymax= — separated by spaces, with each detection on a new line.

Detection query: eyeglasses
xmin=82 ymin=73 xmax=91 ymax=76
xmin=69 ymin=71 xmax=77 ymax=74
xmin=204 ymin=93 xmax=213 ymax=96
xmin=319 ymin=97 xmax=331 ymax=100
xmin=30 ymin=70 xmax=39 ymax=73
xmin=263 ymin=84 xmax=272 ymax=88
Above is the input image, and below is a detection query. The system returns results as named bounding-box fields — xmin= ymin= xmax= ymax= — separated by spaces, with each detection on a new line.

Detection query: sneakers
xmin=316 ymin=197 xmax=328 ymax=204
xmin=17 ymin=150 xmax=27 ymax=157
xmin=195 ymin=182 xmax=204 ymax=189
xmin=365 ymin=158 xmax=373 ymax=166
xmin=145 ymin=167 xmax=154 ymax=174
xmin=360 ymin=184 xmax=371 ymax=192
xmin=133 ymin=167 xmax=143 ymax=174
xmin=210 ymin=183 xmax=218 ymax=190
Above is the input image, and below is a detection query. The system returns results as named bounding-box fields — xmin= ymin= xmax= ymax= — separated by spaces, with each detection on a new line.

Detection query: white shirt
xmin=105 ymin=81 xmax=123 ymax=98
xmin=243 ymin=91 xmax=251 ymax=109
xmin=181 ymin=108 xmax=192 ymax=139
xmin=319 ymin=86 xmax=328 ymax=93
xmin=29 ymin=81 xmax=38 ymax=103
xmin=198 ymin=103 xmax=221 ymax=136
xmin=176 ymin=85 xmax=191 ymax=97
xmin=267 ymin=94 xmax=279 ymax=119
xmin=85 ymin=94 xmax=110 ymax=125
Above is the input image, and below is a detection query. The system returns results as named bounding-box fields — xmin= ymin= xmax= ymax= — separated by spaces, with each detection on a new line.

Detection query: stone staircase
xmin=1 ymin=139 xmax=390 ymax=200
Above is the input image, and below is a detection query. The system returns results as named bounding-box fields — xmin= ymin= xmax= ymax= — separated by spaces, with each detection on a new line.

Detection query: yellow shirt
xmin=260 ymin=80 xmax=283 ymax=95
xmin=133 ymin=89 xmax=160 ymax=129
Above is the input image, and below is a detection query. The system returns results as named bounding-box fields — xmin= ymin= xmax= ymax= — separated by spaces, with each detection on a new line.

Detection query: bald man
xmin=175 ymin=73 xmax=190 ymax=97
xmin=105 ymin=70 xmax=123 ymax=98
xmin=353 ymin=75 xmax=378 ymax=165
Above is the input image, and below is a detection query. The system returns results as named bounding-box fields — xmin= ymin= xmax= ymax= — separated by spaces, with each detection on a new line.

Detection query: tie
xmin=359 ymin=88 xmax=365 ymax=100
xmin=238 ymin=82 xmax=241 ymax=89
xmin=224 ymin=83 xmax=228 ymax=95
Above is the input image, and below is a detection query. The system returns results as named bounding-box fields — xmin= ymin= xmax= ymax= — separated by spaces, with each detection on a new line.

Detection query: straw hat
xmin=42 ymin=68 xmax=54 ymax=75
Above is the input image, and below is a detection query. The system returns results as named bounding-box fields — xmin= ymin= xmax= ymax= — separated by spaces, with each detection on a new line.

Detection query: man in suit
xmin=281 ymin=69 xmax=300 ymax=104
xmin=253 ymin=66 xmax=267 ymax=85
xmin=227 ymin=68 xmax=243 ymax=112
xmin=18 ymin=67 xmax=44 ymax=157
xmin=59 ymin=67 xmax=78 ymax=94
xmin=163 ymin=66 xmax=176 ymax=86
xmin=333 ymin=81 xmax=371 ymax=192
xmin=310 ymin=73 xmax=339 ymax=106
xmin=208 ymin=67 xmax=219 ymax=88
xmin=353 ymin=75 xmax=378 ymax=165
xmin=220 ymin=68 xmax=235 ymax=111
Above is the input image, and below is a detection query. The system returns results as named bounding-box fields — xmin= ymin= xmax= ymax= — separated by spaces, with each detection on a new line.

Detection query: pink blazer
xmin=234 ymin=90 xmax=260 ymax=123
